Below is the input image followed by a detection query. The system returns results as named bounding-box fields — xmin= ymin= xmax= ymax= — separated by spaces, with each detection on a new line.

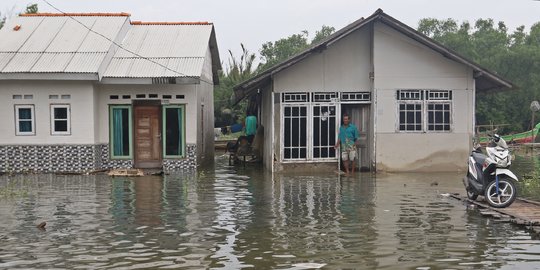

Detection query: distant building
xmin=234 ymin=9 xmax=513 ymax=172
xmin=0 ymin=13 xmax=220 ymax=173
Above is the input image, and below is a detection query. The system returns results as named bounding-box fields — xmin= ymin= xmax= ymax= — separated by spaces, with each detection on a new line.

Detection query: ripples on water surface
xmin=1 ymin=156 xmax=540 ymax=269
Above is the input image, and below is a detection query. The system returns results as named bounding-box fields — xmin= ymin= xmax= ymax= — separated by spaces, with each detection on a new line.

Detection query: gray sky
xmin=2 ymin=0 xmax=540 ymax=68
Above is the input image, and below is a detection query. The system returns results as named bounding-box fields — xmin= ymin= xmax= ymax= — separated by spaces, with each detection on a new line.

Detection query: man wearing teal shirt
xmin=245 ymin=115 xmax=257 ymax=143
xmin=335 ymin=114 xmax=359 ymax=175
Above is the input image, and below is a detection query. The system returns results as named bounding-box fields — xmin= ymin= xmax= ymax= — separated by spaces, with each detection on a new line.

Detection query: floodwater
xmin=1 ymin=156 xmax=540 ymax=269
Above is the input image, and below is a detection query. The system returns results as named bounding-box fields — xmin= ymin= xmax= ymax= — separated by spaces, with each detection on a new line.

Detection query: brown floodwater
xmin=1 ymin=155 xmax=540 ymax=269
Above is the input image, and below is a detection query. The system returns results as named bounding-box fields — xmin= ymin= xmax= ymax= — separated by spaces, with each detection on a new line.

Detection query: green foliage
xmin=0 ymin=14 xmax=5 ymax=30
xmin=24 ymin=4 xmax=38 ymax=14
xmin=519 ymin=170 xmax=540 ymax=200
xmin=258 ymin=25 xmax=336 ymax=72
xmin=312 ymin=25 xmax=336 ymax=44
xmin=258 ymin=31 xmax=309 ymax=72
xmin=0 ymin=3 xmax=38 ymax=30
xmin=418 ymin=18 xmax=540 ymax=133
xmin=214 ymin=44 xmax=258 ymax=127
xmin=215 ymin=25 xmax=336 ymax=128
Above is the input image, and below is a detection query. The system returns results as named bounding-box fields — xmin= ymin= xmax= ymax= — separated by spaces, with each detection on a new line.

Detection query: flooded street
xmin=1 ymin=156 xmax=540 ymax=269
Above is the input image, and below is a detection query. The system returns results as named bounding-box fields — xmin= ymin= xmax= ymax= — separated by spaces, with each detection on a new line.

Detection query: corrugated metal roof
xmin=0 ymin=14 xmax=220 ymax=80
xmin=31 ymin=53 xmax=73 ymax=72
xmin=0 ymin=16 xmax=44 ymax=52
xmin=2 ymin=53 xmax=41 ymax=72
xmin=0 ymin=15 xmax=128 ymax=74
xmin=0 ymin=53 xmax=15 ymax=71
xmin=104 ymin=24 xmax=212 ymax=78
xmin=64 ymin=52 xmax=107 ymax=73
xmin=104 ymin=57 xmax=204 ymax=78
xmin=114 ymin=24 xmax=212 ymax=58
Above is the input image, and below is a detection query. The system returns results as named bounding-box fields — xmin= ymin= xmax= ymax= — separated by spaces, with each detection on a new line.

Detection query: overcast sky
xmin=2 ymin=0 xmax=540 ymax=68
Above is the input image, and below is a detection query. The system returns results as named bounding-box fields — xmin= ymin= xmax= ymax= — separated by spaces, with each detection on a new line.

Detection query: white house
xmin=0 ymin=12 xmax=220 ymax=173
xmin=233 ymin=9 xmax=513 ymax=172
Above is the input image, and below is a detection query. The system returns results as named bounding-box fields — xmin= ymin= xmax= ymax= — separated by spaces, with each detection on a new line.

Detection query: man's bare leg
xmin=351 ymin=159 xmax=356 ymax=175
xmin=343 ymin=159 xmax=350 ymax=175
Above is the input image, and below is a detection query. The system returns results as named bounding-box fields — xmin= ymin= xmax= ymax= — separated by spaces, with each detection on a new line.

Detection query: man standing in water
xmin=335 ymin=114 xmax=359 ymax=175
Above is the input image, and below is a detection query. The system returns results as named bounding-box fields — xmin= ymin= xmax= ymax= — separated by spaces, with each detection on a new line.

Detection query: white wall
xmin=274 ymin=27 xmax=371 ymax=93
xmin=95 ymin=84 xmax=199 ymax=145
xmin=196 ymin=80 xmax=215 ymax=162
xmin=0 ymin=80 xmax=95 ymax=144
xmin=373 ymin=22 xmax=474 ymax=171
xmin=196 ymin=45 xmax=215 ymax=163
xmin=261 ymin=83 xmax=273 ymax=170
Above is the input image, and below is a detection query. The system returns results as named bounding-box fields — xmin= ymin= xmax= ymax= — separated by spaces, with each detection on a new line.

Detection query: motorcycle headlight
xmin=497 ymin=157 xmax=508 ymax=167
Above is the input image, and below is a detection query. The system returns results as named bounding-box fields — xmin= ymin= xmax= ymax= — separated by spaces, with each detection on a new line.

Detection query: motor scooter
xmin=464 ymin=134 xmax=518 ymax=208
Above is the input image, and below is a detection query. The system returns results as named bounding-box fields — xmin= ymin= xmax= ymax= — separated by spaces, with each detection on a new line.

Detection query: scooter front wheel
xmin=484 ymin=177 xmax=517 ymax=208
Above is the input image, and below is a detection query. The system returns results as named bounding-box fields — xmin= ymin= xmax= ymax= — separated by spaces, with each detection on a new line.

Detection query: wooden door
xmin=134 ymin=105 xmax=161 ymax=168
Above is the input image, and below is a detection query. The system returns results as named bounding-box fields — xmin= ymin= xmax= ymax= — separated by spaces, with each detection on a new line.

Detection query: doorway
xmin=134 ymin=103 xmax=162 ymax=168
xmin=341 ymin=104 xmax=371 ymax=171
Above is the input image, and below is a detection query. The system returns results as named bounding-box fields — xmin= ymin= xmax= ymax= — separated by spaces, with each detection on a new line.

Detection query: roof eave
xmin=233 ymin=9 xmax=514 ymax=104
xmin=100 ymin=76 xmax=200 ymax=85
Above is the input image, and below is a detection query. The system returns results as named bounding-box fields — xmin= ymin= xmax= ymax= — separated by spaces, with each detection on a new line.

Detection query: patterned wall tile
xmin=0 ymin=143 xmax=198 ymax=174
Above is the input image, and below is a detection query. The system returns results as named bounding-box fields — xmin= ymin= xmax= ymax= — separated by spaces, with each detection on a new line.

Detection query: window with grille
xmin=341 ymin=92 xmax=371 ymax=102
xmin=282 ymin=92 xmax=309 ymax=103
xmin=283 ymin=105 xmax=308 ymax=160
xmin=399 ymin=103 xmax=423 ymax=131
xmin=397 ymin=90 xmax=452 ymax=132
xmin=312 ymin=92 xmax=337 ymax=102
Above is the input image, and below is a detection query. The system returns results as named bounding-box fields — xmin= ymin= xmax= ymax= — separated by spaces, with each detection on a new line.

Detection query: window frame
xmin=396 ymin=90 xmax=453 ymax=133
xmin=50 ymin=104 xmax=71 ymax=135
xmin=162 ymin=104 xmax=186 ymax=158
xmin=281 ymin=103 xmax=310 ymax=161
xmin=109 ymin=105 xmax=133 ymax=159
xmin=14 ymin=104 xmax=35 ymax=136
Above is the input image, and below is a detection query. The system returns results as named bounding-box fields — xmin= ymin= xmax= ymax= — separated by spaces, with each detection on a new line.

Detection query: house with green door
xmin=0 ymin=12 xmax=220 ymax=173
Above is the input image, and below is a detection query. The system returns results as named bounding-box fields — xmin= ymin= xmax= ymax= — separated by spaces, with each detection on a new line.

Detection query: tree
xmin=214 ymin=25 xmax=336 ymax=127
xmin=0 ymin=13 xmax=5 ymax=30
xmin=214 ymin=44 xmax=259 ymax=127
xmin=0 ymin=4 xmax=38 ymax=30
xmin=312 ymin=25 xmax=336 ymax=44
xmin=24 ymin=4 xmax=38 ymax=14
xmin=418 ymin=18 xmax=540 ymax=133
xmin=258 ymin=25 xmax=336 ymax=72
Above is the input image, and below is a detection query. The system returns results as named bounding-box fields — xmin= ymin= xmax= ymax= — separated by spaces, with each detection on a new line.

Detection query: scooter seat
xmin=471 ymin=152 xmax=486 ymax=167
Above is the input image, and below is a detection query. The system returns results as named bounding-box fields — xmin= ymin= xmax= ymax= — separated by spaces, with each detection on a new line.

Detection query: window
xmin=397 ymin=90 xmax=452 ymax=132
xmin=15 ymin=105 xmax=35 ymax=135
xmin=162 ymin=105 xmax=185 ymax=158
xmin=283 ymin=105 xmax=308 ymax=160
xmin=427 ymin=103 xmax=451 ymax=131
xmin=50 ymin=104 xmax=71 ymax=135
xmin=313 ymin=105 xmax=337 ymax=159
xmin=399 ymin=103 xmax=423 ymax=131
xmin=110 ymin=106 xmax=132 ymax=158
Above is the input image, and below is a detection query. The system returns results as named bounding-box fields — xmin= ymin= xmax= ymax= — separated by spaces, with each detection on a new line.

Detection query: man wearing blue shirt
xmin=335 ymin=114 xmax=359 ymax=175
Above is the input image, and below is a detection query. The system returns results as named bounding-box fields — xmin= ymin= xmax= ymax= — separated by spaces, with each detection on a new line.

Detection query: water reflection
xmin=0 ymin=158 xmax=540 ymax=269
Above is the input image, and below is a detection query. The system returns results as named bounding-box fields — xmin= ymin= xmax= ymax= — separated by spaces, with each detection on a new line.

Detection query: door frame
xmin=133 ymin=100 xmax=162 ymax=168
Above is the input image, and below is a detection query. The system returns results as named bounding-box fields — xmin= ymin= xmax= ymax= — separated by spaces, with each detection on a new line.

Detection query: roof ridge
xmin=131 ymin=21 xmax=212 ymax=25
xmin=20 ymin=12 xmax=131 ymax=17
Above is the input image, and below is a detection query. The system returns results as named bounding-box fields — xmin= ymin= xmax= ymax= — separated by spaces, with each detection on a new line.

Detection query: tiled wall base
xmin=0 ymin=144 xmax=197 ymax=173
xmin=163 ymin=145 xmax=197 ymax=172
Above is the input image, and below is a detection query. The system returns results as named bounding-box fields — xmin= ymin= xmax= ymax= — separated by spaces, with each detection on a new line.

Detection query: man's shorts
xmin=341 ymin=149 xmax=356 ymax=161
